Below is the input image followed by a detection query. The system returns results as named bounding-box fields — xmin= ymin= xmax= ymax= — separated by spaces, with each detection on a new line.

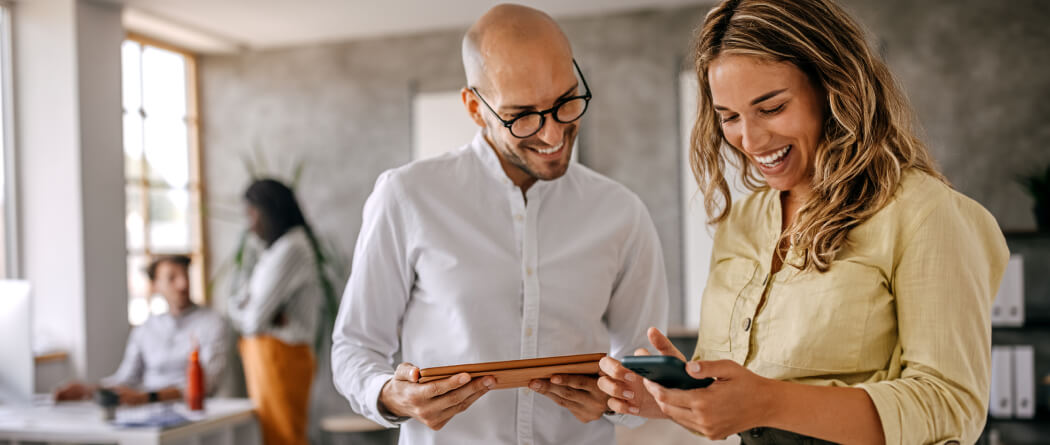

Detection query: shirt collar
xmin=151 ymin=302 xmax=198 ymax=326
xmin=470 ymin=130 xmax=513 ymax=186
xmin=469 ymin=130 xmax=565 ymax=197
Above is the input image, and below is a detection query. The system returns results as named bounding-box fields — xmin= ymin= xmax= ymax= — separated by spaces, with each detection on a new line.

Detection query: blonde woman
xmin=598 ymin=0 xmax=1008 ymax=443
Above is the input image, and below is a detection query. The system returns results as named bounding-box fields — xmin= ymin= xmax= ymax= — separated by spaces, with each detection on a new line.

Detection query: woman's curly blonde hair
xmin=691 ymin=0 xmax=946 ymax=272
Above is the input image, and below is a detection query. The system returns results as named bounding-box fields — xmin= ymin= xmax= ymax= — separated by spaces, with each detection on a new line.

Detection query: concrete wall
xmin=201 ymin=0 xmax=1050 ymax=325
xmin=199 ymin=0 xmax=1050 ymax=425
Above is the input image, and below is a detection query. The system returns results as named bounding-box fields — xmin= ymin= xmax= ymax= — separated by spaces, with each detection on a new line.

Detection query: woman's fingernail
xmin=629 ymin=406 xmax=640 ymax=414
xmin=623 ymin=390 xmax=634 ymax=400
xmin=552 ymin=376 xmax=562 ymax=384
xmin=458 ymin=374 xmax=470 ymax=384
xmin=530 ymin=382 xmax=541 ymax=390
xmin=625 ymin=373 xmax=636 ymax=382
xmin=688 ymin=362 xmax=701 ymax=373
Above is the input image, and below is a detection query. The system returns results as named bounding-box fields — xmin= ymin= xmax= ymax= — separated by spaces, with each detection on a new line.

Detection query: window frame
xmin=123 ymin=32 xmax=210 ymax=316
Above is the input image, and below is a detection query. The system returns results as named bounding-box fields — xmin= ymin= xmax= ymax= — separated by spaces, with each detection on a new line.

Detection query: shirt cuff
xmin=364 ymin=373 xmax=406 ymax=428
xmin=603 ymin=411 xmax=645 ymax=428
xmin=857 ymin=382 xmax=900 ymax=445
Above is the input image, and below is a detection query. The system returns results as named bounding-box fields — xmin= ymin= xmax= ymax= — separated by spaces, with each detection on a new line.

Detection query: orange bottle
xmin=186 ymin=348 xmax=205 ymax=411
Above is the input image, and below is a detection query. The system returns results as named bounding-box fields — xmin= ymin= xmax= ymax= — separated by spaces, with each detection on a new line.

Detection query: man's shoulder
xmin=387 ymin=146 xmax=474 ymax=184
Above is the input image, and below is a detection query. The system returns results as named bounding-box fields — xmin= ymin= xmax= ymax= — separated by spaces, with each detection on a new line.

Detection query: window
xmin=121 ymin=36 xmax=206 ymax=325
xmin=411 ymin=89 xmax=581 ymax=162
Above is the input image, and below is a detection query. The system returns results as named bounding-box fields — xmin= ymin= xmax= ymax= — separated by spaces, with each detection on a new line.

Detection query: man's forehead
xmin=157 ymin=260 xmax=188 ymax=275
xmin=484 ymin=57 xmax=576 ymax=104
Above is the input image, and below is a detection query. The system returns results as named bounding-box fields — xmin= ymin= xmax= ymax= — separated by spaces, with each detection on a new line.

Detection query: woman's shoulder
xmin=887 ymin=169 xmax=996 ymax=228
xmin=267 ymin=227 xmax=314 ymax=261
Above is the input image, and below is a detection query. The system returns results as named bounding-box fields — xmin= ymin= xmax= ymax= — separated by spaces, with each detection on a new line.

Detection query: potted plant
xmin=1018 ymin=164 xmax=1050 ymax=232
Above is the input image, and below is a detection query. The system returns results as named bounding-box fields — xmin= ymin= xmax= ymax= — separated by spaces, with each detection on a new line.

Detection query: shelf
xmin=33 ymin=350 xmax=68 ymax=364
xmin=1002 ymin=230 xmax=1050 ymax=238
xmin=993 ymin=320 xmax=1050 ymax=331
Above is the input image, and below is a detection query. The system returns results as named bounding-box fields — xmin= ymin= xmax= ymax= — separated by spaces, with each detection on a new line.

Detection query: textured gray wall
xmin=199 ymin=0 xmax=1050 ymax=427
xmin=843 ymin=0 xmax=1050 ymax=230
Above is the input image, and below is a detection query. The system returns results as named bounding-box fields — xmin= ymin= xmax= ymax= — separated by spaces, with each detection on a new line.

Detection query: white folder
xmin=992 ymin=255 xmax=1024 ymax=327
xmin=989 ymin=346 xmax=1014 ymax=418
xmin=1013 ymin=345 xmax=1035 ymax=419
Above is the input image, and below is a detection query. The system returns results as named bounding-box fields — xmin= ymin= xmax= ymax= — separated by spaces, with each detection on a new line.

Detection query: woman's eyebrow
xmin=713 ymin=88 xmax=788 ymax=111
xmin=749 ymin=88 xmax=788 ymax=105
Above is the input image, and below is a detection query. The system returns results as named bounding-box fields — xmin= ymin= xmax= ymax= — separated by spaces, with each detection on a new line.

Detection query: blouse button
xmin=742 ymin=317 xmax=752 ymax=331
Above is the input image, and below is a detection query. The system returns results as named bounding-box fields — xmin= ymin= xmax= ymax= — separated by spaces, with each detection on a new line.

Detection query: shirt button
xmin=742 ymin=317 xmax=752 ymax=331
xmin=515 ymin=214 xmax=524 ymax=221
xmin=525 ymin=327 xmax=533 ymax=337
xmin=526 ymin=267 xmax=533 ymax=276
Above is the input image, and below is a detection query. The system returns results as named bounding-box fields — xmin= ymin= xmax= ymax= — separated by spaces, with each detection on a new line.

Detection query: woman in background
xmin=228 ymin=178 xmax=323 ymax=445
xmin=597 ymin=0 xmax=1008 ymax=443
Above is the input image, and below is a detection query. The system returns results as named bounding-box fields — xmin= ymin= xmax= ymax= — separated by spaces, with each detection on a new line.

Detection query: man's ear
xmin=461 ymin=87 xmax=486 ymax=128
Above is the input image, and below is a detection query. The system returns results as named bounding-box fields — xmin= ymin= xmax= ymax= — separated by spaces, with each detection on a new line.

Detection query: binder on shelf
xmin=1013 ymin=345 xmax=1035 ymax=419
xmin=989 ymin=346 xmax=1014 ymax=418
xmin=991 ymin=255 xmax=1024 ymax=327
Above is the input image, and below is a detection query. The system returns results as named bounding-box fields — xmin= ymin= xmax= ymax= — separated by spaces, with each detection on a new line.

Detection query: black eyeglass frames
xmin=470 ymin=59 xmax=592 ymax=139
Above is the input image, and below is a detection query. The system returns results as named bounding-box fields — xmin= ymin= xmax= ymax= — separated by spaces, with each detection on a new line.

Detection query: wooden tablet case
xmin=418 ymin=353 xmax=606 ymax=389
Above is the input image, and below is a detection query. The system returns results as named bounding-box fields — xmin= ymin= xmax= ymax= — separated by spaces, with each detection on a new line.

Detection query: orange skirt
xmin=239 ymin=336 xmax=315 ymax=445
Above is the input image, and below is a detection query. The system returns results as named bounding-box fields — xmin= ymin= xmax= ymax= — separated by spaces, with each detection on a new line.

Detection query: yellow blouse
xmin=692 ymin=170 xmax=1009 ymax=445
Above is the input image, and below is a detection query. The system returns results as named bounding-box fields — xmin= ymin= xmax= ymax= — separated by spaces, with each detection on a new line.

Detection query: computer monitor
xmin=0 ymin=280 xmax=32 ymax=405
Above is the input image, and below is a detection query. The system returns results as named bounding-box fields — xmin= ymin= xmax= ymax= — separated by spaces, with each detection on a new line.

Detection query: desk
xmin=0 ymin=398 xmax=259 ymax=445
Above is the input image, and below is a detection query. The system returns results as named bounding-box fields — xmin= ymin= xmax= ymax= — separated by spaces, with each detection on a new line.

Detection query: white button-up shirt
xmin=332 ymin=132 xmax=668 ymax=445
xmin=228 ymin=226 xmax=322 ymax=346
xmin=102 ymin=305 xmax=229 ymax=395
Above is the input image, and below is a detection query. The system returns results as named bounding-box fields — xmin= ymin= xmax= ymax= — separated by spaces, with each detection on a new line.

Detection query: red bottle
xmin=186 ymin=348 xmax=205 ymax=411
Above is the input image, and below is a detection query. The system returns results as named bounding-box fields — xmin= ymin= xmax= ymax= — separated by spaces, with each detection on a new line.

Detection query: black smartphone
xmin=621 ymin=355 xmax=714 ymax=389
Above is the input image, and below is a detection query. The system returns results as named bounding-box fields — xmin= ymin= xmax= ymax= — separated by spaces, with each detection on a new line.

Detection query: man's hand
xmin=529 ymin=374 xmax=610 ymax=423
xmin=54 ymin=381 xmax=96 ymax=402
xmin=378 ymin=362 xmax=495 ymax=431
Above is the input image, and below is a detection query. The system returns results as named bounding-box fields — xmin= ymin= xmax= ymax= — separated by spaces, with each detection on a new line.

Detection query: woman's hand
xmin=642 ymin=359 xmax=778 ymax=440
xmin=597 ymin=327 xmax=686 ymax=418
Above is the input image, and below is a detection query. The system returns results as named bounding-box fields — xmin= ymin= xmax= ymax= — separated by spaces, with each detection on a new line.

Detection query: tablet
xmin=418 ymin=353 xmax=606 ymax=389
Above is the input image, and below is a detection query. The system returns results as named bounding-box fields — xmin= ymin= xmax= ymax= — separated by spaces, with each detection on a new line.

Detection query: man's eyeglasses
xmin=471 ymin=59 xmax=592 ymax=139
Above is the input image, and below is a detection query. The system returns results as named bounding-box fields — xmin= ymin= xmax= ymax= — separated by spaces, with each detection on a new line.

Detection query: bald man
xmin=332 ymin=4 xmax=668 ymax=444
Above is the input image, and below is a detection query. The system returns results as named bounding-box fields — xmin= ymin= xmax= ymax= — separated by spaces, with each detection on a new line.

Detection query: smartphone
xmin=621 ymin=355 xmax=714 ymax=389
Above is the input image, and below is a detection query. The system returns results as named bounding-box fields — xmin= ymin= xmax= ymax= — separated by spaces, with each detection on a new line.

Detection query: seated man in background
xmin=54 ymin=255 xmax=230 ymax=405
